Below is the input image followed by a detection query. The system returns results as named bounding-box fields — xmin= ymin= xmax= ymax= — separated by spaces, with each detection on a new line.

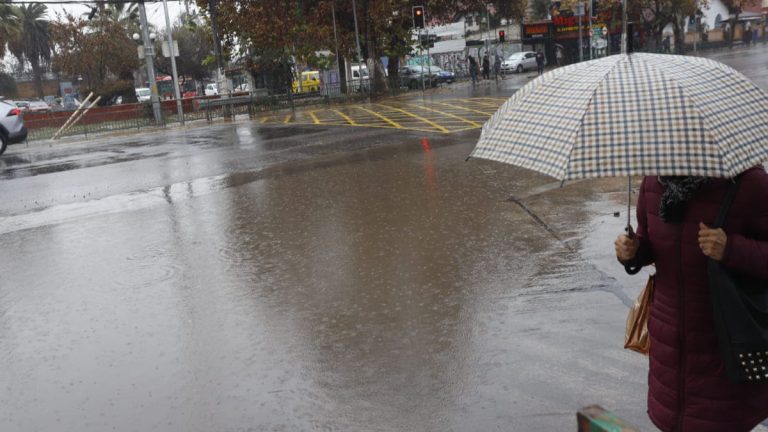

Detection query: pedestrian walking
xmin=535 ymin=49 xmax=545 ymax=75
xmin=615 ymin=169 xmax=768 ymax=432
xmin=482 ymin=54 xmax=490 ymax=80
xmin=662 ymin=35 xmax=671 ymax=53
xmin=494 ymin=51 xmax=503 ymax=80
xmin=744 ymin=24 xmax=753 ymax=46
xmin=468 ymin=56 xmax=478 ymax=85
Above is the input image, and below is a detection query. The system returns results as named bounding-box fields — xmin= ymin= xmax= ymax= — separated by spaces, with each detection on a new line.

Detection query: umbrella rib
xmin=559 ymin=57 xmax=627 ymax=180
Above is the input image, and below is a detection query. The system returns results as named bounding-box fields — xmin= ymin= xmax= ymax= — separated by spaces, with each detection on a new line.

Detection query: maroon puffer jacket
xmin=629 ymin=167 xmax=768 ymax=432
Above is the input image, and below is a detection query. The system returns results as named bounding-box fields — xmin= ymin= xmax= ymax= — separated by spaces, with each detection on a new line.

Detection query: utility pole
xmin=621 ymin=0 xmax=627 ymax=54
xmin=588 ymin=0 xmax=593 ymax=60
xmin=577 ymin=2 xmax=583 ymax=62
xmin=138 ymin=0 xmax=162 ymax=123
xmin=208 ymin=0 xmax=227 ymax=95
xmin=485 ymin=5 xmax=491 ymax=64
xmin=331 ymin=2 xmax=341 ymax=82
xmin=351 ymin=0 xmax=364 ymax=93
xmin=163 ymin=0 xmax=184 ymax=124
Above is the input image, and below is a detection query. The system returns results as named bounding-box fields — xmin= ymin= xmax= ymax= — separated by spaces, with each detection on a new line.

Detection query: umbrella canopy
xmin=470 ymin=53 xmax=768 ymax=180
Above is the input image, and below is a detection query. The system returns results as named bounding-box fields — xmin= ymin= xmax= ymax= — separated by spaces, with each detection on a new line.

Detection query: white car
xmin=204 ymin=83 xmax=218 ymax=96
xmin=135 ymin=87 xmax=151 ymax=102
xmin=501 ymin=51 xmax=545 ymax=73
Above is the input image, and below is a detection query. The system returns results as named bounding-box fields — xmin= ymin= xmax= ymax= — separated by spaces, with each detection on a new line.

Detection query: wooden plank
xmin=576 ymin=405 xmax=640 ymax=432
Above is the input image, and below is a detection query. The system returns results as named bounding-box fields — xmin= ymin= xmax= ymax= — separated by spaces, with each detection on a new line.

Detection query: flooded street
xmin=2 ymin=46 xmax=768 ymax=431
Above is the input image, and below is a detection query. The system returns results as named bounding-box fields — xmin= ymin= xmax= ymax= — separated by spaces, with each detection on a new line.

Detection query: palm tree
xmin=0 ymin=5 xmax=20 ymax=59
xmin=8 ymin=3 xmax=51 ymax=98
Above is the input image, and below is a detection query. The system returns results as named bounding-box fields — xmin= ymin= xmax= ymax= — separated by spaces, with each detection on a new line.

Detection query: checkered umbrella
xmin=470 ymin=53 xmax=768 ymax=180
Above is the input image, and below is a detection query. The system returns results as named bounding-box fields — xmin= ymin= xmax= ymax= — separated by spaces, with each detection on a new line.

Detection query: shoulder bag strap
xmin=713 ymin=176 xmax=743 ymax=229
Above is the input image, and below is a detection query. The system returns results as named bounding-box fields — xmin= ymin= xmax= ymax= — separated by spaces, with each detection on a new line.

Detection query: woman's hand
xmin=615 ymin=233 xmax=640 ymax=262
xmin=698 ymin=223 xmax=727 ymax=261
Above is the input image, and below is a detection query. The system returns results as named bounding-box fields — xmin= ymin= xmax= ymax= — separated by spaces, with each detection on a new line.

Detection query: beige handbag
xmin=624 ymin=275 xmax=654 ymax=355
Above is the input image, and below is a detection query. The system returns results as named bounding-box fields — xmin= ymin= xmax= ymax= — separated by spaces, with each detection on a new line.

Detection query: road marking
xmin=398 ymin=103 xmax=481 ymax=127
xmin=431 ymin=101 xmax=495 ymax=116
xmin=333 ymin=109 xmax=358 ymax=126
xmin=283 ymin=114 xmax=292 ymax=124
xmin=260 ymin=116 xmax=270 ymax=124
xmin=354 ymin=106 xmax=403 ymax=129
xmin=308 ymin=111 xmax=320 ymax=125
xmin=376 ymin=104 xmax=450 ymax=133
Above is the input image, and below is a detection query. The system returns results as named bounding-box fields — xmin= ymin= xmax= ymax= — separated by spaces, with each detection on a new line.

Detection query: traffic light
xmin=413 ymin=6 xmax=425 ymax=29
xmin=498 ymin=30 xmax=505 ymax=43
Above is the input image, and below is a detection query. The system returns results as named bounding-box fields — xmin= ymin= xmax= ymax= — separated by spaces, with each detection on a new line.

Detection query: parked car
xmin=28 ymin=101 xmax=51 ymax=113
xmin=501 ymin=51 xmax=544 ymax=73
xmin=135 ymin=87 xmax=152 ymax=102
xmin=204 ymin=83 xmax=218 ymax=96
xmin=428 ymin=66 xmax=455 ymax=84
xmin=292 ymin=71 xmax=321 ymax=93
xmin=399 ymin=65 xmax=438 ymax=89
xmin=0 ymin=100 xmax=28 ymax=155
xmin=12 ymin=100 xmax=30 ymax=113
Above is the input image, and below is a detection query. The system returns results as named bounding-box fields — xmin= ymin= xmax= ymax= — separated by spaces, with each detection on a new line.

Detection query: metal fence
xmin=22 ymin=77 xmax=446 ymax=142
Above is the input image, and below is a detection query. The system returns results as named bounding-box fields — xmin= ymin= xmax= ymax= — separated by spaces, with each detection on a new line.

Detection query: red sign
xmin=525 ymin=24 xmax=549 ymax=36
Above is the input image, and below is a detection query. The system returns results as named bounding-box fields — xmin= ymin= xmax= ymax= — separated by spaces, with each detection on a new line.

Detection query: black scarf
xmin=658 ymin=176 xmax=708 ymax=223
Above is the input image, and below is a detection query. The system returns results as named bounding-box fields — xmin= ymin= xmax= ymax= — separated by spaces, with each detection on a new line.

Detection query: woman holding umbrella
xmin=615 ymin=169 xmax=768 ymax=432
xmin=470 ymin=52 xmax=768 ymax=432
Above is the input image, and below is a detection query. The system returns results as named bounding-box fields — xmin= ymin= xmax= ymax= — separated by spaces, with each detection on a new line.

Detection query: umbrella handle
xmin=625 ymin=224 xmax=635 ymax=239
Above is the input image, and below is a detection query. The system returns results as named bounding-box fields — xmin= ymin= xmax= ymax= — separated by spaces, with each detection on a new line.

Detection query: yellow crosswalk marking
xmin=431 ymin=101 xmax=495 ymax=116
xmin=354 ymin=106 xmax=403 ymax=129
xmin=308 ymin=111 xmax=320 ymax=125
xmin=376 ymin=104 xmax=450 ymax=133
xmin=283 ymin=113 xmax=292 ymax=124
xmin=333 ymin=109 xmax=358 ymax=126
xmin=398 ymin=103 xmax=481 ymax=127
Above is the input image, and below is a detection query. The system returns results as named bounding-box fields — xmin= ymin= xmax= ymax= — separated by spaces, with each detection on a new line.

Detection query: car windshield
xmin=137 ymin=89 xmax=151 ymax=96
xmin=508 ymin=53 xmax=525 ymax=60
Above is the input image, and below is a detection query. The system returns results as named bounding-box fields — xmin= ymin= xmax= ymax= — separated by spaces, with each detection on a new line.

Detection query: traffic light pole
xmin=419 ymin=28 xmax=424 ymax=91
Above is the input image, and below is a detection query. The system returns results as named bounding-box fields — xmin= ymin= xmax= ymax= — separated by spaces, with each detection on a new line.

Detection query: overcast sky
xmin=21 ymin=0 xmax=189 ymax=28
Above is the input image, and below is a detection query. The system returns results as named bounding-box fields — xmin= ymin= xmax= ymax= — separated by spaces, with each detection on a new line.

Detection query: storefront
xmin=523 ymin=14 xmax=622 ymax=66
xmin=522 ymin=21 xmax=555 ymax=65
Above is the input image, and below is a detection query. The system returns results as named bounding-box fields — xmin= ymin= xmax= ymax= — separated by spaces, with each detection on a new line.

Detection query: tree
xmin=0 ymin=5 xmax=20 ymax=60
xmin=153 ymin=19 xmax=216 ymax=91
xmin=8 ymin=3 xmax=51 ymax=98
xmin=0 ymin=71 xmax=17 ymax=98
xmin=530 ymin=0 xmax=552 ymax=20
xmin=104 ymin=2 xmax=140 ymax=35
xmin=51 ymin=13 xmax=139 ymax=102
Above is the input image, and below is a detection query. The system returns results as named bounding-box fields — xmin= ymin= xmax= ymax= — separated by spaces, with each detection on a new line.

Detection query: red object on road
xmin=420 ymin=137 xmax=431 ymax=152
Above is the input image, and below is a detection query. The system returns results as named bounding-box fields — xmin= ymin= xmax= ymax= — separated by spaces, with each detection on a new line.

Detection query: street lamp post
xmin=138 ymin=0 xmax=162 ymax=123
xmin=162 ymin=0 xmax=184 ymax=125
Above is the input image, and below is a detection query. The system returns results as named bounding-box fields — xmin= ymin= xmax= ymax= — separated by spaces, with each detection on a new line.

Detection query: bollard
xmin=577 ymin=405 xmax=640 ymax=432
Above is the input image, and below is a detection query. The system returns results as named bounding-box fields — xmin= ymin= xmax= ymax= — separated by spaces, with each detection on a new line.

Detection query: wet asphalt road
xmin=2 ymin=46 xmax=768 ymax=431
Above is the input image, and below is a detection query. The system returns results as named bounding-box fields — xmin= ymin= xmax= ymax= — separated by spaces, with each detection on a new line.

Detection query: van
xmin=292 ymin=71 xmax=321 ymax=93
xmin=135 ymin=87 xmax=151 ymax=102
xmin=350 ymin=65 xmax=370 ymax=91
